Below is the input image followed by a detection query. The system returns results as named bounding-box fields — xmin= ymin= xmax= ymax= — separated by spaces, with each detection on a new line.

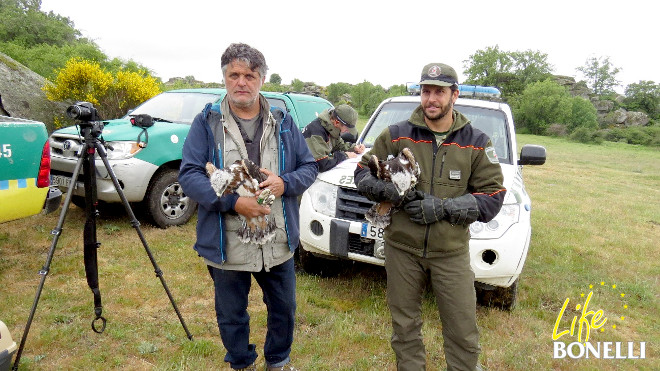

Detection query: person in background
xmin=302 ymin=104 xmax=365 ymax=172
xmin=179 ymin=43 xmax=317 ymax=371
xmin=354 ymin=62 xmax=505 ymax=371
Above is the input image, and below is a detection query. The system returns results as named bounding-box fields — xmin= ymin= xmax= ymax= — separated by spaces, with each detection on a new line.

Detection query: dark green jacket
xmin=354 ymin=106 xmax=506 ymax=257
xmin=302 ymin=109 xmax=354 ymax=172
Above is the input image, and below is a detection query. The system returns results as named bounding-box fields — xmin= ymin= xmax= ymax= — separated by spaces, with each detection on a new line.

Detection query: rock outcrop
xmin=0 ymin=51 xmax=68 ymax=132
xmin=552 ymin=75 xmax=650 ymax=128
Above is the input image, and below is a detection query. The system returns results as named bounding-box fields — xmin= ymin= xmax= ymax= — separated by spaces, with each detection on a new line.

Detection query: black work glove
xmin=404 ymin=193 xmax=480 ymax=226
xmin=404 ymin=194 xmax=445 ymax=224
xmin=356 ymin=174 xmax=423 ymax=206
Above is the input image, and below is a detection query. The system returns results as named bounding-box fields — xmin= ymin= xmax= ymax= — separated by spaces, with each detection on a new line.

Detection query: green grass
xmin=1 ymin=134 xmax=658 ymax=370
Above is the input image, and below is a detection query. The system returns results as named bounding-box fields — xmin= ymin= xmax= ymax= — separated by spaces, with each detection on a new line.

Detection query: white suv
xmin=298 ymin=85 xmax=546 ymax=309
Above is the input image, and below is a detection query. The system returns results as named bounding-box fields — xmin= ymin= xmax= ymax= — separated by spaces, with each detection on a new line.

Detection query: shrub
xmin=570 ymin=127 xmax=602 ymax=144
xmin=43 ymin=58 xmax=160 ymax=119
xmin=547 ymin=123 xmax=568 ymax=137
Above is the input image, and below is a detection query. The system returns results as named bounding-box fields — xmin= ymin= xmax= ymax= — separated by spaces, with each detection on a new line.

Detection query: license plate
xmin=51 ymin=175 xmax=72 ymax=188
xmin=361 ymin=222 xmax=384 ymax=241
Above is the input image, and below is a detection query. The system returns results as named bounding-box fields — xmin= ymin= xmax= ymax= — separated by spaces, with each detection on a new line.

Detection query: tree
xmin=512 ymin=79 xmax=573 ymax=135
xmin=326 ymin=82 xmax=352 ymax=104
xmin=269 ymin=73 xmax=282 ymax=85
xmin=0 ymin=0 xmax=80 ymax=47
xmin=43 ymin=58 xmax=161 ymax=119
xmin=576 ymin=56 xmax=621 ymax=95
xmin=0 ymin=40 xmax=107 ymax=79
xmin=463 ymin=45 xmax=553 ymax=98
xmin=624 ymin=80 xmax=660 ymax=119
xmin=568 ymin=96 xmax=598 ymax=133
xmin=290 ymin=78 xmax=304 ymax=92
xmin=513 ymin=79 xmax=598 ymax=135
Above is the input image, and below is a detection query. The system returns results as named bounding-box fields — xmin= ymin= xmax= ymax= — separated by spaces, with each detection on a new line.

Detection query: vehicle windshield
xmin=361 ymin=101 xmax=511 ymax=164
xmin=125 ymin=92 xmax=223 ymax=124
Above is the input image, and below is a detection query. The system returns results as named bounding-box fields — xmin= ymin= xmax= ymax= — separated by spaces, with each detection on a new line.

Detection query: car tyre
xmin=70 ymin=195 xmax=86 ymax=209
xmin=144 ymin=168 xmax=197 ymax=228
xmin=296 ymin=245 xmax=342 ymax=277
xmin=476 ymin=278 xmax=518 ymax=311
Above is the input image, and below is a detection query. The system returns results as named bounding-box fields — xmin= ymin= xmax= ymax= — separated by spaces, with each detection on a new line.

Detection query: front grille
xmin=348 ymin=234 xmax=374 ymax=256
xmin=336 ymin=187 xmax=374 ymax=221
xmin=50 ymin=134 xmax=84 ymax=159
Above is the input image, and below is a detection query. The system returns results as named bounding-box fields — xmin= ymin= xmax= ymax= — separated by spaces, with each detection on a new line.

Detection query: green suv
xmin=1 ymin=115 xmax=61 ymax=223
xmin=49 ymin=88 xmax=333 ymax=228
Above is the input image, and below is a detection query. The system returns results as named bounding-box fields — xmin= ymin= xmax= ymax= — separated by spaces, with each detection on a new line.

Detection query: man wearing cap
xmin=354 ymin=63 xmax=505 ymax=370
xmin=302 ymin=104 xmax=365 ymax=172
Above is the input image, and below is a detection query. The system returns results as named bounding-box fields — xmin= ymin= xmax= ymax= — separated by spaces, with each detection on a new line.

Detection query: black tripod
xmin=12 ymin=107 xmax=192 ymax=370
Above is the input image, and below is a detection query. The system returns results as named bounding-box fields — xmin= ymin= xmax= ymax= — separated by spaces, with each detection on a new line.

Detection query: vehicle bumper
xmin=299 ymin=191 xmax=530 ymax=288
xmin=43 ymin=186 xmax=63 ymax=214
xmin=50 ymin=155 xmax=158 ymax=202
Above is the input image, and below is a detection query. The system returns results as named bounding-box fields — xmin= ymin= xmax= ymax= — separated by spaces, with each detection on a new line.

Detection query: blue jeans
xmin=208 ymin=257 xmax=296 ymax=369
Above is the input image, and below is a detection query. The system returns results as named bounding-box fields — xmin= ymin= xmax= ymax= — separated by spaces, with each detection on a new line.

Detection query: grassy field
xmin=1 ymin=134 xmax=658 ymax=370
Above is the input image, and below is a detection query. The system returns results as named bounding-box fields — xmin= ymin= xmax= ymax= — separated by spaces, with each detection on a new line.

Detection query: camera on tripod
xmin=66 ymin=101 xmax=103 ymax=135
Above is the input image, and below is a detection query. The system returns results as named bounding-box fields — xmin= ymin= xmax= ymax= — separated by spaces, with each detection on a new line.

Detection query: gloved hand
xmin=356 ymin=175 xmax=422 ymax=206
xmin=404 ymin=193 xmax=480 ymax=225
xmin=404 ymin=194 xmax=445 ymax=224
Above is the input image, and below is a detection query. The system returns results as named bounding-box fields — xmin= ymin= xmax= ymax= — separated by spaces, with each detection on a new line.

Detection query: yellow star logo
xmin=601 ymin=281 xmax=605 ymax=285
xmin=621 ymin=293 xmax=625 ymax=298
xmin=624 ymin=305 xmax=628 ymax=309
xmin=612 ymin=284 xmax=616 ymax=289
xmin=589 ymin=284 xmax=593 ymax=289
xmin=612 ymin=325 xmax=617 ymax=329
xmin=621 ymin=316 xmax=625 ymax=320
xmin=580 ymin=293 xmax=585 ymax=297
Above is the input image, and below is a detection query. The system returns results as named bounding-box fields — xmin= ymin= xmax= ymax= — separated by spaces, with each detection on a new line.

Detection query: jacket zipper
xmin=423 ymin=143 xmax=446 ymax=257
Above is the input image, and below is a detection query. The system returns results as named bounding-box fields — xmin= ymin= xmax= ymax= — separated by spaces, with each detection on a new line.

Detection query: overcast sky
xmin=40 ymin=0 xmax=658 ymax=92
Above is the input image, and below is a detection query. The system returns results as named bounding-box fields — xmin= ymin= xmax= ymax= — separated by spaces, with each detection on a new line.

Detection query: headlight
xmin=469 ymin=203 xmax=519 ymax=239
xmin=307 ymin=180 xmax=337 ymax=217
xmin=104 ymin=141 xmax=143 ymax=160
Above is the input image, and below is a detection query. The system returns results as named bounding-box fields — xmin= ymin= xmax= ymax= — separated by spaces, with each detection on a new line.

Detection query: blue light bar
xmin=406 ymin=83 xmax=501 ymax=98
xmin=458 ymin=85 xmax=501 ymax=98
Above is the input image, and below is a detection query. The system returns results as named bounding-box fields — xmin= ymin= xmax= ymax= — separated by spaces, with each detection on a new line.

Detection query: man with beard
xmin=354 ymin=63 xmax=505 ymax=370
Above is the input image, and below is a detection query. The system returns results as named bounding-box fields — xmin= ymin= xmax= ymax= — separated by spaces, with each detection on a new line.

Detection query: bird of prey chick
xmin=365 ymin=147 xmax=420 ymax=228
xmin=206 ymin=159 xmax=276 ymax=244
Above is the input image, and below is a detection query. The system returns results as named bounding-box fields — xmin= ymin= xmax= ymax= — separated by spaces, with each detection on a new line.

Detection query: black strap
xmin=82 ymin=153 xmax=106 ymax=333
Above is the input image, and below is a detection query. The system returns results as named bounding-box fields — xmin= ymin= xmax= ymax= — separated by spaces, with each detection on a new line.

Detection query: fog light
xmin=482 ymin=249 xmax=497 ymax=265
xmin=310 ymin=220 xmax=323 ymax=236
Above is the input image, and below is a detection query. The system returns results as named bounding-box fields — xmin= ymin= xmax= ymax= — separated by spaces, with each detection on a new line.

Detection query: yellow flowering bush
xmin=43 ymin=58 xmax=161 ymax=119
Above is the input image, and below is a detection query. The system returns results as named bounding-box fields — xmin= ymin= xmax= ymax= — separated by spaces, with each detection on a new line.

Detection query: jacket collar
xmin=319 ymin=109 xmax=341 ymax=139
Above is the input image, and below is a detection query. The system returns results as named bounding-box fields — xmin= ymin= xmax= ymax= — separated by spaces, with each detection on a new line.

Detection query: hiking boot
xmin=235 ymin=364 xmax=257 ymax=371
xmin=265 ymin=362 xmax=298 ymax=371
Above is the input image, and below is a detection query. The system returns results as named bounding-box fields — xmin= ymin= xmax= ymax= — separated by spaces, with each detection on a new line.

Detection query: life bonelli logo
xmin=552 ymin=281 xmax=646 ymax=360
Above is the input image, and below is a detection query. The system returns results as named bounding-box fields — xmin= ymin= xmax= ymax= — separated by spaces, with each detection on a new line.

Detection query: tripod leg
xmin=94 ymin=142 xmax=193 ymax=340
xmin=12 ymin=143 xmax=89 ymax=371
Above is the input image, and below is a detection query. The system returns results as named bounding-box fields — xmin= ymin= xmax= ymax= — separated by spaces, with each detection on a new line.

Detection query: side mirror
xmin=519 ymin=144 xmax=546 ymax=165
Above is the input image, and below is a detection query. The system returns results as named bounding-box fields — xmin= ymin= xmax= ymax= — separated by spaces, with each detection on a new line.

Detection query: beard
xmin=422 ymin=100 xmax=452 ymax=121
xmin=228 ymin=93 xmax=258 ymax=109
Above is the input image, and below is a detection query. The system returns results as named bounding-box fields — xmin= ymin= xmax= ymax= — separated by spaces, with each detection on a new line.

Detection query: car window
xmin=126 ymin=92 xmax=223 ymax=124
xmin=362 ymin=102 xmax=418 ymax=147
xmin=455 ymin=105 xmax=510 ymax=164
xmin=362 ymin=101 xmax=511 ymax=164
xmin=266 ymin=98 xmax=288 ymax=113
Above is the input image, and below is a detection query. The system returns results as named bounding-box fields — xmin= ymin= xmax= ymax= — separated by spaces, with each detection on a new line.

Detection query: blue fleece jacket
xmin=179 ymin=101 xmax=318 ymax=265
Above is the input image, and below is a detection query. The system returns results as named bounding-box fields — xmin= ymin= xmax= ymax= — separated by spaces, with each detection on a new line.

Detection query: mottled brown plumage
xmin=365 ymin=148 xmax=420 ymax=228
xmin=206 ymin=159 xmax=276 ymax=244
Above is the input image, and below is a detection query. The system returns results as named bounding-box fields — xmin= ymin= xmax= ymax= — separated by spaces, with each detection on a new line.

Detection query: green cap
xmin=419 ymin=63 xmax=459 ymax=87
xmin=333 ymin=104 xmax=358 ymax=137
